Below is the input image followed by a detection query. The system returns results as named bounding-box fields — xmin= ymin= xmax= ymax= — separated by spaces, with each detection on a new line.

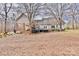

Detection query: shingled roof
xmin=34 ymin=17 xmax=65 ymax=25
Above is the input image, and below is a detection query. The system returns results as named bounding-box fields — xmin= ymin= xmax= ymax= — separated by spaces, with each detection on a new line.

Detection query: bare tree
xmin=68 ymin=3 xmax=79 ymax=29
xmin=45 ymin=3 xmax=70 ymax=30
xmin=0 ymin=3 xmax=12 ymax=34
xmin=4 ymin=3 xmax=12 ymax=34
xmin=23 ymin=3 xmax=43 ymax=33
xmin=10 ymin=3 xmax=24 ymax=33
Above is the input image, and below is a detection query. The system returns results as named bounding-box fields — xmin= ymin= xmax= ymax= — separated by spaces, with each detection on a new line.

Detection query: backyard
xmin=0 ymin=30 xmax=79 ymax=55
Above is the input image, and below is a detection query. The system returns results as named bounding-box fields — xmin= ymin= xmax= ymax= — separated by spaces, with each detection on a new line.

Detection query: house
xmin=15 ymin=13 xmax=65 ymax=33
xmin=15 ymin=13 xmax=30 ymax=33
xmin=34 ymin=17 xmax=65 ymax=31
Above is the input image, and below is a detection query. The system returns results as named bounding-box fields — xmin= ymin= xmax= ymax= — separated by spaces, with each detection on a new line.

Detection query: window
xmin=44 ymin=26 xmax=47 ymax=28
xmin=51 ymin=26 xmax=55 ymax=28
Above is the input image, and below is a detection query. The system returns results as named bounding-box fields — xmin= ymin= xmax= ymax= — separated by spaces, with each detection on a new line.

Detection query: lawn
xmin=0 ymin=30 xmax=79 ymax=55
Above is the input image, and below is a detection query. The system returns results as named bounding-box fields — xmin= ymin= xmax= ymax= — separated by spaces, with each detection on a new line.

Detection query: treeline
xmin=0 ymin=3 xmax=79 ymax=34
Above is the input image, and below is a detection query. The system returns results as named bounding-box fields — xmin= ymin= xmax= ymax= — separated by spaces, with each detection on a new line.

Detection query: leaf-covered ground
xmin=0 ymin=30 xmax=79 ymax=56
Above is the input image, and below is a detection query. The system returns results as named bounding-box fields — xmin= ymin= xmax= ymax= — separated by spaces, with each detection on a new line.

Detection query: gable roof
xmin=16 ymin=13 xmax=27 ymax=21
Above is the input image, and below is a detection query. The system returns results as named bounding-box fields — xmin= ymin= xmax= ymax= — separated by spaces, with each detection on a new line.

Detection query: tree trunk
xmin=4 ymin=4 xmax=7 ymax=34
xmin=23 ymin=23 xmax=25 ymax=33
xmin=72 ymin=17 xmax=75 ymax=30
xmin=14 ymin=22 xmax=16 ymax=33
xmin=28 ymin=12 xmax=33 ymax=34
xmin=29 ymin=21 xmax=32 ymax=34
xmin=4 ymin=16 xmax=7 ymax=34
xmin=72 ymin=22 xmax=74 ymax=29
xmin=59 ymin=18 xmax=62 ymax=31
xmin=75 ymin=20 xmax=78 ymax=29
